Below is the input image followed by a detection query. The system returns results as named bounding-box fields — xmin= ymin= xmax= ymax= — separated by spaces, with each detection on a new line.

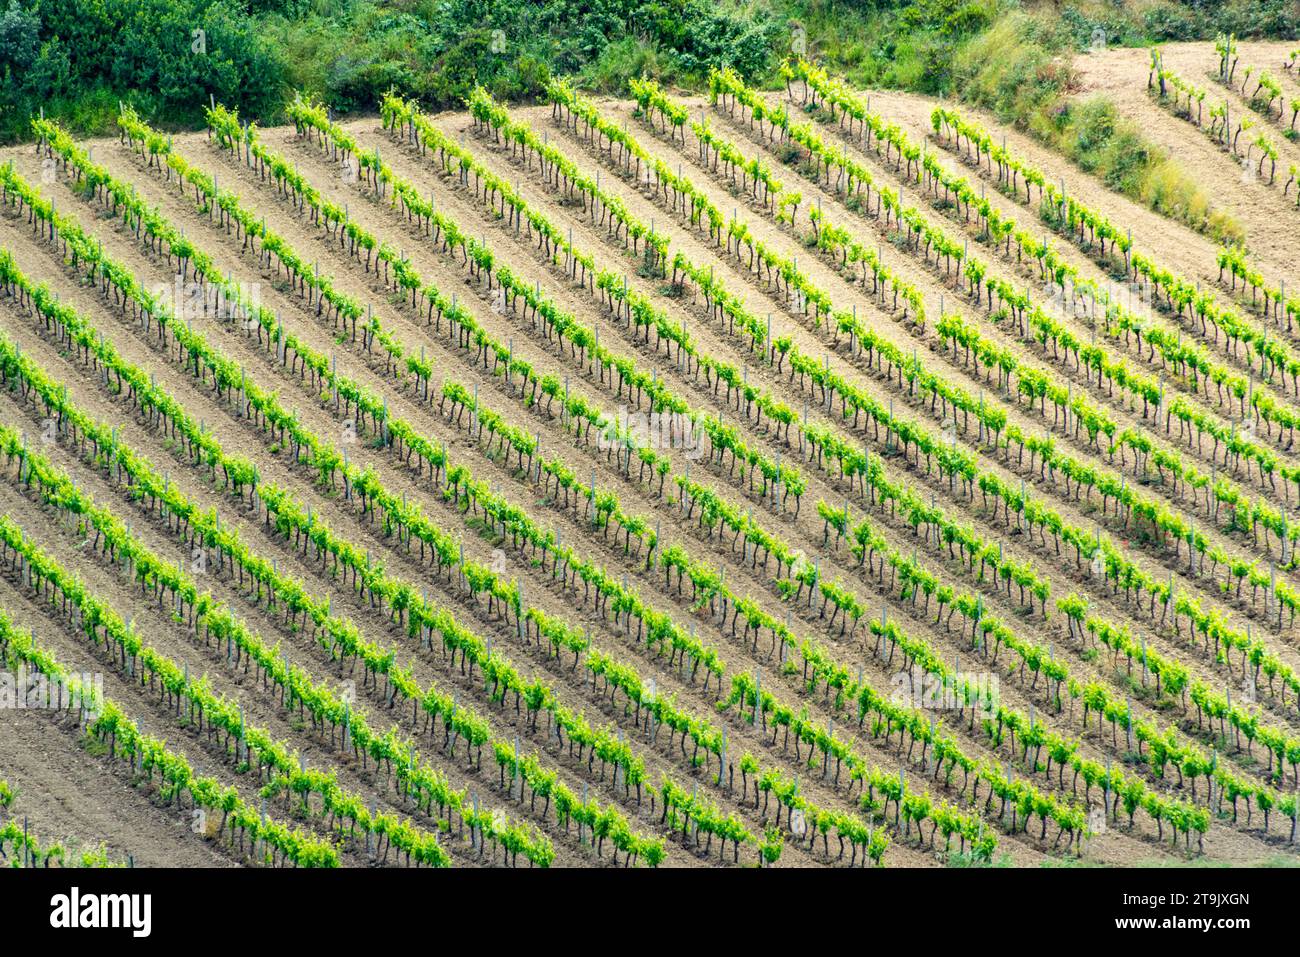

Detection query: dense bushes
xmin=797 ymin=0 xmax=1001 ymax=94
xmin=0 ymin=0 xmax=1296 ymax=146
xmin=262 ymin=0 xmax=780 ymax=118
xmin=952 ymin=12 xmax=1075 ymax=119
xmin=1145 ymin=0 xmax=1300 ymax=42
xmin=0 ymin=0 xmax=784 ymax=142
xmin=0 ymin=0 xmax=286 ymax=141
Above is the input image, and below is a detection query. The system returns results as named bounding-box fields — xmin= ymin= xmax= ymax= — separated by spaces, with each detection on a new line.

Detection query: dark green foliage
xmin=1149 ymin=1 xmax=1299 ymax=41
xmin=0 ymin=0 xmax=1296 ymax=144
xmin=0 ymin=0 xmax=286 ymax=141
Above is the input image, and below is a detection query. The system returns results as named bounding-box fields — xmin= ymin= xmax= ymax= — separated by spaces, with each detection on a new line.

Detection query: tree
xmin=0 ymin=0 xmax=39 ymax=72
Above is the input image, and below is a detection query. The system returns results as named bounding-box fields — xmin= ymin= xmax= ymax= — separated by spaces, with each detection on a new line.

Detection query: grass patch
xmin=954 ymin=12 xmax=1243 ymax=244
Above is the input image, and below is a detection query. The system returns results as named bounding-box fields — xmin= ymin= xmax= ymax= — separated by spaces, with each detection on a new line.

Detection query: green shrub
xmin=579 ymin=37 xmax=673 ymax=94
xmin=953 ymin=11 xmax=1074 ymax=122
